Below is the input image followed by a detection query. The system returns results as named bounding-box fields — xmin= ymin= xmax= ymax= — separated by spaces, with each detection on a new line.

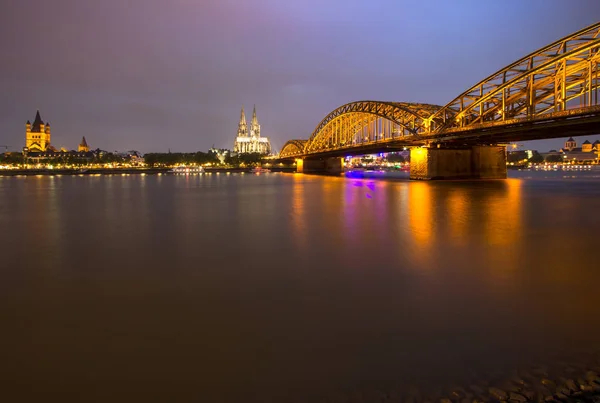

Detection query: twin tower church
xmin=233 ymin=106 xmax=271 ymax=155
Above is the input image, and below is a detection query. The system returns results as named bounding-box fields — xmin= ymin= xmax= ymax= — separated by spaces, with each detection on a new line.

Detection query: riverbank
xmin=317 ymin=356 xmax=600 ymax=403
xmin=0 ymin=166 xmax=296 ymax=176
xmin=427 ymin=359 xmax=600 ymax=403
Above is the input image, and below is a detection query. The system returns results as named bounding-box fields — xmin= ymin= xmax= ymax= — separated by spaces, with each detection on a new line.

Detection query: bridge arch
xmin=279 ymin=139 xmax=307 ymax=158
xmin=428 ymin=22 xmax=600 ymax=134
xmin=282 ymin=22 xmax=600 ymax=156
xmin=304 ymin=101 xmax=441 ymax=154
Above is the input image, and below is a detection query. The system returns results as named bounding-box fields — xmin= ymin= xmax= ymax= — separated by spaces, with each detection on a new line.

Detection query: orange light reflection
xmin=446 ymin=189 xmax=469 ymax=246
xmin=408 ymin=181 xmax=434 ymax=249
xmin=485 ymin=179 xmax=522 ymax=246
xmin=291 ymin=174 xmax=307 ymax=252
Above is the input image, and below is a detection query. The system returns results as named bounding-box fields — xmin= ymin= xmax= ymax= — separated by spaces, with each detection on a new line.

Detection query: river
xmin=1 ymin=170 xmax=599 ymax=402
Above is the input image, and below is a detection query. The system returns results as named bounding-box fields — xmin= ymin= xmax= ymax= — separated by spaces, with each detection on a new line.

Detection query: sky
xmin=1 ymin=0 xmax=600 ymax=153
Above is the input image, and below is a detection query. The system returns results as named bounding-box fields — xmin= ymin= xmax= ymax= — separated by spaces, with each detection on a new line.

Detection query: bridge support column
xmin=409 ymin=145 xmax=506 ymax=180
xmin=296 ymin=157 xmax=344 ymax=174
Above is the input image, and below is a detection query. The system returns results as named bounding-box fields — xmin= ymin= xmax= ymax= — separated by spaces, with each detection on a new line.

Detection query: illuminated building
xmin=558 ymin=137 xmax=600 ymax=162
xmin=78 ymin=137 xmax=90 ymax=152
xmin=560 ymin=138 xmax=599 ymax=154
xmin=233 ymin=106 xmax=271 ymax=154
xmin=25 ymin=110 xmax=52 ymax=152
xmin=563 ymin=137 xmax=577 ymax=151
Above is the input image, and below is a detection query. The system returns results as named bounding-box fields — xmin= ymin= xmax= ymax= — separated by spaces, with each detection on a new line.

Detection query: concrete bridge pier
xmin=296 ymin=157 xmax=344 ymax=174
xmin=409 ymin=145 xmax=507 ymax=180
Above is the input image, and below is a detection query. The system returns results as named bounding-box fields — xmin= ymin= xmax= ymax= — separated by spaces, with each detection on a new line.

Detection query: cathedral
xmin=233 ymin=106 xmax=271 ymax=154
xmin=25 ymin=110 xmax=52 ymax=152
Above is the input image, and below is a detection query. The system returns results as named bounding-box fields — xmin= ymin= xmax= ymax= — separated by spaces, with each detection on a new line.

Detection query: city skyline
xmin=2 ymin=1 xmax=600 ymax=153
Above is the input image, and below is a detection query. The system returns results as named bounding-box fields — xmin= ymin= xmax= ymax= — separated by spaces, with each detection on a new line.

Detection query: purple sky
xmin=1 ymin=0 xmax=600 ymax=153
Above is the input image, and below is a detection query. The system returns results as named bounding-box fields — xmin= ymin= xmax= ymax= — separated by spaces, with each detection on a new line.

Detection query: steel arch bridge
xmin=279 ymin=21 xmax=600 ymax=158
xmin=279 ymin=140 xmax=308 ymax=158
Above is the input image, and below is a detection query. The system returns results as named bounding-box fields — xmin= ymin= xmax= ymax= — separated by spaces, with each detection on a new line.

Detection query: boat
xmin=250 ymin=166 xmax=271 ymax=173
xmin=168 ymin=166 xmax=205 ymax=174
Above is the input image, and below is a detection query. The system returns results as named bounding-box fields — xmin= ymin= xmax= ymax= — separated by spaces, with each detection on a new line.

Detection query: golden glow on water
xmin=446 ymin=188 xmax=469 ymax=246
xmin=291 ymin=174 xmax=307 ymax=252
xmin=322 ymin=177 xmax=347 ymax=245
xmin=485 ymin=179 xmax=522 ymax=246
xmin=408 ymin=181 xmax=433 ymax=248
xmin=44 ymin=176 xmax=62 ymax=268
xmin=475 ymin=179 xmax=524 ymax=284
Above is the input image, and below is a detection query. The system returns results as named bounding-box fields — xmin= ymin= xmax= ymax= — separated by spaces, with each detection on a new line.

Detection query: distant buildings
xmin=233 ymin=106 xmax=271 ymax=154
xmin=558 ymin=137 xmax=600 ymax=162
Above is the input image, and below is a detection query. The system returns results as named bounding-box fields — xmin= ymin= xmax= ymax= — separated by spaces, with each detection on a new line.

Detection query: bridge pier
xmin=296 ymin=157 xmax=344 ymax=174
xmin=409 ymin=145 xmax=507 ymax=180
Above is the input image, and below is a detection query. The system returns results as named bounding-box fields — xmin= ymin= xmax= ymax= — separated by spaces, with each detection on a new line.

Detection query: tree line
xmin=143 ymin=152 xmax=266 ymax=167
xmin=143 ymin=152 xmax=218 ymax=167
xmin=507 ymin=151 xmax=566 ymax=164
xmin=0 ymin=151 xmax=139 ymax=166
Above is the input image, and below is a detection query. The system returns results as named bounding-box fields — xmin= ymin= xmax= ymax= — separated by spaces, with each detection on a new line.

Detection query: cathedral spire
xmin=251 ymin=105 xmax=258 ymax=125
xmin=239 ymin=106 xmax=247 ymax=126
xmin=250 ymin=105 xmax=260 ymax=138
xmin=237 ymin=106 xmax=248 ymax=138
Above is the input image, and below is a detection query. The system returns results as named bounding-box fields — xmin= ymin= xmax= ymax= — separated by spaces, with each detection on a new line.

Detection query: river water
xmin=1 ymin=170 xmax=600 ymax=402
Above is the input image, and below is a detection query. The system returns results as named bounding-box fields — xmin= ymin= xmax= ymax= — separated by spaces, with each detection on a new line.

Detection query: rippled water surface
xmin=1 ymin=171 xmax=600 ymax=402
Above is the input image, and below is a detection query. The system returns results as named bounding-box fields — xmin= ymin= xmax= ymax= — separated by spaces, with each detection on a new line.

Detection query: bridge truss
xmin=427 ymin=21 xmax=600 ymax=135
xmin=303 ymin=102 xmax=440 ymax=154
xmin=279 ymin=140 xmax=308 ymax=159
xmin=284 ymin=22 xmax=600 ymax=158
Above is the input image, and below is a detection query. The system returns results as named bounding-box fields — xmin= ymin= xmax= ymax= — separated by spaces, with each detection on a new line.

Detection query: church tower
xmin=237 ymin=106 xmax=248 ymax=137
xmin=25 ymin=110 xmax=51 ymax=152
xmin=78 ymin=136 xmax=90 ymax=152
xmin=250 ymin=105 xmax=260 ymax=138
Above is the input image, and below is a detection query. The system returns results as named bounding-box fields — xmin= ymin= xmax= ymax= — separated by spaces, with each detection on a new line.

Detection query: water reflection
xmin=446 ymin=187 xmax=469 ymax=246
xmin=408 ymin=181 xmax=434 ymax=250
xmin=484 ymin=179 xmax=522 ymax=246
xmin=2 ymin=173 xmax=600 ymax=403
xmin=371 ymin=180 xmax=389 ymax=232
xmin=342 ymin=179 xmax=360 ymax=246
xmin=291 ymin=173 xmax=307 ymax=252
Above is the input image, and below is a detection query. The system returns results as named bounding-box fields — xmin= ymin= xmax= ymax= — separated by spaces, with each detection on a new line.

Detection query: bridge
xmin=278 ymin=22 xmax=600 ymax=179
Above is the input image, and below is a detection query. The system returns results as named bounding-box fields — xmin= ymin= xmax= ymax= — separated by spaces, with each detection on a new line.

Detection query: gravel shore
xmin=317 ymin=354 xmax=600 ymax=403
